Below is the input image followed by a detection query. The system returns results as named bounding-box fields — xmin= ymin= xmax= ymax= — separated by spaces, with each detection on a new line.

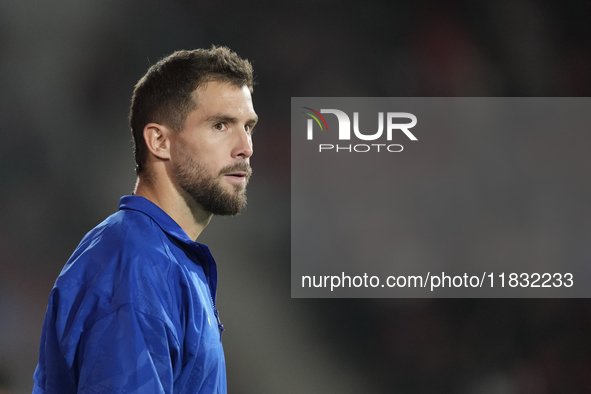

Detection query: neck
xmin=134 ymin=174 xmax=212 ymax=241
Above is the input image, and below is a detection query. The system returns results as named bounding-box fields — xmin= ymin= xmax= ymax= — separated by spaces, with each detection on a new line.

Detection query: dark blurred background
xmin=1 ymin=0 xmax=590 ymax=393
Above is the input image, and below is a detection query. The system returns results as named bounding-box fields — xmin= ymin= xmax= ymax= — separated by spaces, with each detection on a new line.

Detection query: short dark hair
xmin=129 ymin=46 xmax=254 ymax=175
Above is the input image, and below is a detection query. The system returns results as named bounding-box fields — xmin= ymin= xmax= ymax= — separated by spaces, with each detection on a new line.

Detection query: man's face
xmin=170 ymin=81 xmax=257 ymax=215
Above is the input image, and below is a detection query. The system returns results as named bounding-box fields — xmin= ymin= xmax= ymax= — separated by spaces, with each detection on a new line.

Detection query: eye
xmin=213 ymin=123 xmax=226 ymax=131
xmin=244 ymin=124 xmax=254 ymax=134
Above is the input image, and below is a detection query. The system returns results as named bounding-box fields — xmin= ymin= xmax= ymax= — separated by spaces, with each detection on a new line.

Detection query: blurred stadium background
xmin=1 ymin=0 xmax=590 ymax=393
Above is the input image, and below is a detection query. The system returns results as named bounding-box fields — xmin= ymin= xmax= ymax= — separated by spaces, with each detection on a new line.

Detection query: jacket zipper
xmin=209 ymin=291 xmax=224 ymax=341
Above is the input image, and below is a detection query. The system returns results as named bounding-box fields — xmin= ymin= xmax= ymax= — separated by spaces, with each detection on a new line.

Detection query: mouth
xmin=220 ymin=162 xmax=252 ymax=186
xmin=223 ymin=171 xmax=250 ymax=184
xmin=225 ymin=171 xmax=248 ymax=178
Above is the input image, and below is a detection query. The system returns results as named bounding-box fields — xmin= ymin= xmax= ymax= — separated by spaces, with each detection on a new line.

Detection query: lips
xmin=225 ymin=171 xmax=248 ymax=178
xmin=220 ymin=163 xmax=252 ymax=181
xmin=221 ymin=164 xmax=252 ymax=186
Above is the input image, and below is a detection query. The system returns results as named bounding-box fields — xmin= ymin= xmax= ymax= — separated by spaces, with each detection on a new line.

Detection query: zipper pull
xmin=214 ymin=309 xmax=225 ymax=341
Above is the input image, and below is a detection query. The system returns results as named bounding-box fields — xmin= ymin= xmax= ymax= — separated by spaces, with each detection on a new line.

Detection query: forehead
xmin=191 ymin=81 xmax=255 ymax=117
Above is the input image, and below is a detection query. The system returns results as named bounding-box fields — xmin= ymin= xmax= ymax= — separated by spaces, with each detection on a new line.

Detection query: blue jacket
xmin=33 ymin=195 xmax=226 ymax=393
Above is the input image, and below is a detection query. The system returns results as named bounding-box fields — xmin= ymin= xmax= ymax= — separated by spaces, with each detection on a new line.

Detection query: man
xmin=33 ymin=46 xmax=257 ymax=393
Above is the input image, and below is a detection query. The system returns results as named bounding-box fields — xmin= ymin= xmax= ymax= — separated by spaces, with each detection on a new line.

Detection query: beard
xmin=172 ymin=146 xmax=252 ymax=216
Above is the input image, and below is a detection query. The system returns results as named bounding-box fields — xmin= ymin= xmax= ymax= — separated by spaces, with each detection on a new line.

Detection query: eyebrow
xmin=206 ymin=114 xmax=258 ymax=126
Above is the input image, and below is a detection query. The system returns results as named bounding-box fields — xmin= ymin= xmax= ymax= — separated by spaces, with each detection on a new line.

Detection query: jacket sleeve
xmin=75 ymin=303 xmax=180 ymax=394
xmin=34 ymin=299 xmax=180 ymax=394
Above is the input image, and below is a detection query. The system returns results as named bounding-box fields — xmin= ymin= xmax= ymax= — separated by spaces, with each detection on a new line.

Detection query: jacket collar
xmin=119 ymin=195 xmax=194 ymax=244
xmin=119 ymin=195 xmax=219 ymax=307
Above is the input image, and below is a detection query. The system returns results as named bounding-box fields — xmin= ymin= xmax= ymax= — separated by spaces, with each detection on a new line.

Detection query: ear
xmin=143 ymin=123 xmax=172 ymax=160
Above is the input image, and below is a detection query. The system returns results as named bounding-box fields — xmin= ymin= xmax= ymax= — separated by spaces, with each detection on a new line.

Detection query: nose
xmin=233 ymin=127 xmax=253 ymax=159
